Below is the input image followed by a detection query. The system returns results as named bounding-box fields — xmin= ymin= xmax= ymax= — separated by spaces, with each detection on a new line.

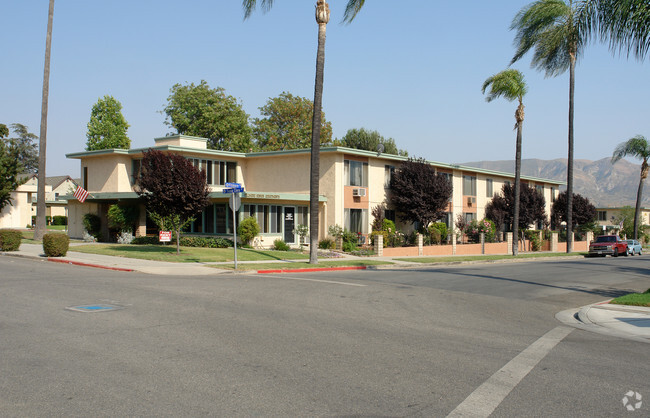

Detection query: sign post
xmin=223 ymin=183 xmax=244 ymax=270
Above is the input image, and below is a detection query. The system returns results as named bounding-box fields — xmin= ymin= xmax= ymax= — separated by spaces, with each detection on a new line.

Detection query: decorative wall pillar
xmin=551 ymin=232 xmax=558 ymax=252
xmin=417 ymin=233 xmax=423 ymax=256
xmin=506 ymin=232 xmax=513 ymax=255
xmin=452 ymin=232 xmax=457 ymax=255
xmin=480 ymin=232 xmax=485 ymax=254
xmin=377 ymin=234 xmax=383 ymax=257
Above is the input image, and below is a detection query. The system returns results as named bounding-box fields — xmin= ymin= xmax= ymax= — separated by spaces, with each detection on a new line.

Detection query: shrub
xmin=465 ymin=218 xmax=496 ymax=243
xmin=295 ymin=224 xmax=309 ymax=245
xmin=525 ymin=230 xmax=542 ymax=251
xmin=82 ymin=213 xmax=102 ymax=240
xmin=131 ymin=236 xmax=160 ymax=245
xmin=238 ymin=216 xmax=260 ymax=245
xmin=117 ymin=231 xmax=134 ymax=244
xmin=429 ymin=222 xmax=448 ymax=244
xmin=342 ymin=240 xmax=358 ymax=252
xmin=179 ymin=236 xmax=233 ymax=248
xmin=319 ymin=238 xmax=336 ymax=249
xmin=52 ymin=215 xmax=68 ymax=226
xmin=273 ymin=239 xmax=290 ymax=251
xmin=0 ymin=229 xmax=22 ymax=251
xmin=107 ymin=204 xmax=139 ymax=233
xmin=42 ymin=233 xmax=69 ymax=257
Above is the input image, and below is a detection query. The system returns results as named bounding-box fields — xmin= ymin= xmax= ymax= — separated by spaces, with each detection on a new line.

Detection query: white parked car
xmin=625 ymin=239 xmax=643 ymax=256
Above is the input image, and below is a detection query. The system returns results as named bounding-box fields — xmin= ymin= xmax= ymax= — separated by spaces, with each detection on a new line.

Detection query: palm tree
xmin=34 ymin=0 xmax=55 ymax=241
xmin=243 ymin=0 xmax=366 ymax=264
xmin=611 ymin=135 xmax=650 ymax=240
xmin=588 ymin=0 xmax=650 ymax=60
xmin=510 ymin=0 xmax=591 ymax=253
xmin=482 ymin=69 xmax=528 ymax=256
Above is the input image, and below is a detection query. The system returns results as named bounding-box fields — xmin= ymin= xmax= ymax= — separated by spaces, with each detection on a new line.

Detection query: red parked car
xmin=588 ymin=235 xmax=628 ymax=257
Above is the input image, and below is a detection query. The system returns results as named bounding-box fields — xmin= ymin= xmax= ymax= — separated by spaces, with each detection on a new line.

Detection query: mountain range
xmin=460 ymin=158 xmax=648 ymax=208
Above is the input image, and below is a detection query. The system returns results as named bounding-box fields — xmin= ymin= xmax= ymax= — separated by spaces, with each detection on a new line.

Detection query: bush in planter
xmin=0 ymin=229 xmax=22 ymax=251
xmin=43 ymin=233 xmax=69 ymax=257
xmin=273 ymin=239 xmax=290 ymax=251
xmin=428 ymin=222 xmax=448 ymax=244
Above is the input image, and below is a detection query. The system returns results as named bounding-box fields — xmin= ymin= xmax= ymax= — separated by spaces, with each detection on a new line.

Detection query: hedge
xmin=0 ymin=229 xmax=22 ymax=251
xmin=43 ymin=233 xmax=69 ymax=257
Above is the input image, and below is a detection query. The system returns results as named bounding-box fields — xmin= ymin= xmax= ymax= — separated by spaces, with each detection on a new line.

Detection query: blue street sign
xmin=225 ymin=182 xmax=241 ymax=188
xmin=222 ymin=186 xmax=244 ymax=194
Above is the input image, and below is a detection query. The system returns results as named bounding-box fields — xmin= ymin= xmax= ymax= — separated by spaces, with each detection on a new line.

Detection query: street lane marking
xmin=262 ymin=275 xmax=367 ymax=287
xmin=447 ymin=326 xmax=573 ymax=418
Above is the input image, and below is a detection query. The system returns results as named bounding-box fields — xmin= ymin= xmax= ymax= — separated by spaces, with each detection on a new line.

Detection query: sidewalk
xmin=557 ymin=302 xmax=650 ymax=344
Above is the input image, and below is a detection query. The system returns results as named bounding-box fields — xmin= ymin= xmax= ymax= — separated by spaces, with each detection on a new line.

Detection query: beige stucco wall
xmin=82 ymin=155 xmax=134 ymax=193
xmin=67 ymin=201 xmax=102 ymax=239
xmin=244 ymin=154 xmax=310 ymax=193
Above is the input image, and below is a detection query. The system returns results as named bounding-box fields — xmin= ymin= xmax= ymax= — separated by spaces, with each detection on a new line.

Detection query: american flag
xmin=73 ymin=186 xmax=90 ymax=203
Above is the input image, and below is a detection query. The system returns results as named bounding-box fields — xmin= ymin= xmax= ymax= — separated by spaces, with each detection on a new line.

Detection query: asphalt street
xmin=0 ymin=255 xmax=648 ymax=417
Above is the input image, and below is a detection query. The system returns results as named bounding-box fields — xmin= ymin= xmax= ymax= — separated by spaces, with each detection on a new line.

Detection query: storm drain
xmin=65 ymin=304 xmax=124 ymax=313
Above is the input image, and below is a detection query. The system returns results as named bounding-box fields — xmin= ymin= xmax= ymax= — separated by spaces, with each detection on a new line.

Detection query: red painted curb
xmin=47 ymin=258 xmax=133 ymax=272
xmin=257 ymin=266 xmax=367 ymax=274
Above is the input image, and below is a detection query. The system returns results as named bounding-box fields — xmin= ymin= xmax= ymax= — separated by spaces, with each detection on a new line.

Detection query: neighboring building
xmin=0 ymin=174 xmax=78 ymax=229
xmin=65 ymin=135 xmax=564 ymax=246
xmin=595 ymin=207 xmax=650 ymax=233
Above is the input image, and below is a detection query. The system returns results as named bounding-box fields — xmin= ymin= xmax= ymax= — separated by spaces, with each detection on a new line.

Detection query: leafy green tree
xmin=136 ymin=150 xmax=210 ymax=255
xmin=252 ymin=92 xmax=332 ymax=151
xmin=163 ymin=80 xmax=252 ymax=152
xmin=243 ymin=0 xmax=367 ymax=264
xmin=551 ymin=191 xmax=597 ymax=231
xmin=337 ymin=128 xmax=408 ymax=156
xmin=511 ymin=0 xmax=591 ymax=253
xmin=7 ymin=123 xmax=38 ymax=172
xmin=611 ymin=206 xmax=637 ymax=239
xmin=86 ymin=95 xmax=131 ymax=150
xmin=482 ymin=69 xmax=528 ymax=255
xmin=0 ymin=126 xmax=24 ymax=211
xmin=611 ymin=135 xmax=650 ymax=240
xmin=388 ymin=158 xmax=453 ymax=232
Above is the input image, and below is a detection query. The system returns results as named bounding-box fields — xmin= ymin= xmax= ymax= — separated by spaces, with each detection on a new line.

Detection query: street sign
xmin=222 ymin=186 xmax=244 ymax=194
xmin=225 ymin=182 xmax=241 ymax=188
xmin=229 ymin=193 xmax=241 ymax=211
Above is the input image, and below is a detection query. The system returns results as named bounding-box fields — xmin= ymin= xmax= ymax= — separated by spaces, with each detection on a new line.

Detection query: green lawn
xmin=21 ymin=227 xmax=72 ymax=244
xmin=214 ymin=260 xmax=392 ymax=271
xmin=70 ymin=243 xmax=311 ymax=263
xmin=394 ymin=252 xmax=588 ymax=264
xmin=610 ymin=289 xmax=650 ymax=307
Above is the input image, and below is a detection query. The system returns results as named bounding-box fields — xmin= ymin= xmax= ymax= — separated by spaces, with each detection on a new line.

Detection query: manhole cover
xmin=65 ymin=304 xmax=124 ymax=313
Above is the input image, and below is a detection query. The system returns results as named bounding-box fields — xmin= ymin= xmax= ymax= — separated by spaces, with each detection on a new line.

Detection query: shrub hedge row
xmin=131 ymin=235 xmax=234 ymax=248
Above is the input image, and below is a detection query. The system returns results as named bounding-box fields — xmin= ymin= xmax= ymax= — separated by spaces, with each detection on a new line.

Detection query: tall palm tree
xmin=243 ymin=0 xmax=366 ymax=264
xmin=588 ymin=0 xmax=650 ymax=60
xmin=611 ymin=135 xmax=650 ymax=240
xmin=34 ymin=0 xmax=55 ymax=241
xmin=482 ymin=69 xmax=528 ymax=256
xmin=510 ymin=0 xmax=591 ymax=253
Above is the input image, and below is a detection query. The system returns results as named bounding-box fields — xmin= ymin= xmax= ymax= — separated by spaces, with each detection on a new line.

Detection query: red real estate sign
xmin=159 ymin=231 xmax=172 ymax=242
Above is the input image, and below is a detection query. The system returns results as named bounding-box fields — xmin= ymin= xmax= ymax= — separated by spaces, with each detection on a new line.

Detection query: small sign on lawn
xmin=159 ymin=231 xmax=172 ymax=242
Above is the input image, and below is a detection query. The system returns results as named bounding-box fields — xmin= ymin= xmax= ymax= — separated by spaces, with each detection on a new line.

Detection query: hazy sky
xmin=2 ymin=0 xmax=649 ymax=177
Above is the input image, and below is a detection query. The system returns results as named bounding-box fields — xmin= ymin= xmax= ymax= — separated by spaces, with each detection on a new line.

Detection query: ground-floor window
xmin=345 ymin=208 xmax=368 ymax=234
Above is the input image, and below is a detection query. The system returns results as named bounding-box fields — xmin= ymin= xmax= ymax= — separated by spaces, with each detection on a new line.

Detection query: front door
xmin=284 ymin=207 xmax=295 ymax=243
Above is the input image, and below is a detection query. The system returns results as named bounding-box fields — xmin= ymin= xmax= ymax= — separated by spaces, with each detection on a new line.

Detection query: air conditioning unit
xmin=352 ymin=188 xmax=367 ymax=197
xmin=467 ymin=197 xmax=476 ymax=206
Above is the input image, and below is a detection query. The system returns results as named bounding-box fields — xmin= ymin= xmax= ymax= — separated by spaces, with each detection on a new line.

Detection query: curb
xmin=47 ymin=257 xmax=134 ymax=272
xmin=257 ymin=266 xmax=367 ymax=274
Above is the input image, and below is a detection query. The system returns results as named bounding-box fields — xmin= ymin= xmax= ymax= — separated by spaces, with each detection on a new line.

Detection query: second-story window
xmin=384 ymin=165 xmax=395 ymax=188
xmin=344 ymin=160 xmax=368 ymax=187
xmin=486 ymin=178 xmax=493 ymax=197
xmin=463 ymin=175 xmax=476 ymax=196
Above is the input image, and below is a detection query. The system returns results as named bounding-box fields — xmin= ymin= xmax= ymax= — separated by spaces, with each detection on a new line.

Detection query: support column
xmin=551 ymin=232 xmax=558 ymax=252
xmin=586 ymin=230 xmax=593 ymax=244
xmin=417 ymin=233 xmax=423 ymax=256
